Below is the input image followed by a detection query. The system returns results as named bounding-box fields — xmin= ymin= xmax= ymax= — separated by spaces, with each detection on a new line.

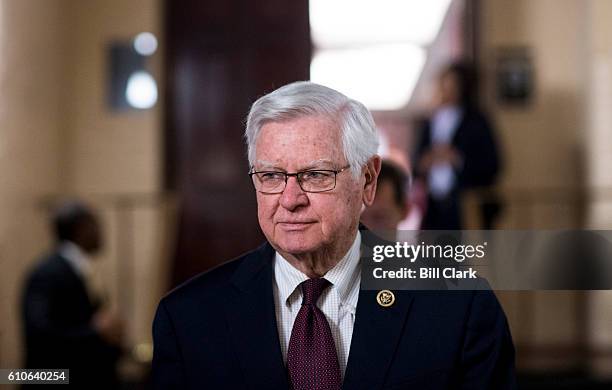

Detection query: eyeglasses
xmin=249 ymin=165 xmax=351 ymax=194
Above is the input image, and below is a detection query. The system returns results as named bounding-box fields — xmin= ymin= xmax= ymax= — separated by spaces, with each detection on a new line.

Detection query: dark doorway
xmin=164 ymin=0 xmax=311 ymax=286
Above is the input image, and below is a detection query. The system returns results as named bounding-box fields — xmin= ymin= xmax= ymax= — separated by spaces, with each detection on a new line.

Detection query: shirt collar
xmin=59 ymin=240 xmax=93 ymax=278
xmin=274 ymin=231 xmax=361 ymax=309
xmin=322 ymin=232 xmax=361 ymax=308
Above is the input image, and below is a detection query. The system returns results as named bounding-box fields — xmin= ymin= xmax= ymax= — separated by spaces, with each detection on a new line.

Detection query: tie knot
xmin=300 ymin=278 xmax=330 ymax=305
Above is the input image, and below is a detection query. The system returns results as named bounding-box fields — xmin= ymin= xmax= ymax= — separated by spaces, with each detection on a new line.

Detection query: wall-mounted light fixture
xmin=108 ymin=32 xmax=158 ymax=111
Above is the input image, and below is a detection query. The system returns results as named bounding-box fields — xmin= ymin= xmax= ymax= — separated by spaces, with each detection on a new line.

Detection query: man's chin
xmin=273 ymin=235 xmax=321 ymax=256
xmin=278 ymin=244 xmax=319 ymax=256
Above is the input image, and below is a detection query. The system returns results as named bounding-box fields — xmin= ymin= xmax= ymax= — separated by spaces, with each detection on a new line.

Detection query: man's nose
xmin=279 ymin=176 xmax=309 ymax=211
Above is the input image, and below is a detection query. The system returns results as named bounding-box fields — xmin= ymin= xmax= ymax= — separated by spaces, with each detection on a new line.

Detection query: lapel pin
xmin=376 ymin=290 xmax=395 ymax=307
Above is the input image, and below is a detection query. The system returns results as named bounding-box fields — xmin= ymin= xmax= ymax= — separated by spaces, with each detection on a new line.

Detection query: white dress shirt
xmin=59 ymin=241 xmax=94 ymax=279
xmin=429 ymin=105 xmax=462 ymax=199
xmin=273 ymin=232 xmax=361 ymax=378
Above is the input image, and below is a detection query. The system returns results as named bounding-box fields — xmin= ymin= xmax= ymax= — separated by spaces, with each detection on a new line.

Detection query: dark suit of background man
xmin=415 ymin=62 xmax=502 ymax=230
xmin=21 ymin=201 xmax=123 ymax=388
xmin=152 ymin=81 xmax=517 ymax=389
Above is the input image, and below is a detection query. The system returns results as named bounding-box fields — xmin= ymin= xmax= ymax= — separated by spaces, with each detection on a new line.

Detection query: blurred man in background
xmin=360 ymin=159 xmax=410 ymax=231
xmin=21 ymin=201 xmax=123 ymax=388
xmin=414 ymin=62 xmax=502 ymax=230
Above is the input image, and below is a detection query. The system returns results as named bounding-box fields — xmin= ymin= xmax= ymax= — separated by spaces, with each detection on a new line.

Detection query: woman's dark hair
xmin=442 ymin=62 xmax=479 ymax=108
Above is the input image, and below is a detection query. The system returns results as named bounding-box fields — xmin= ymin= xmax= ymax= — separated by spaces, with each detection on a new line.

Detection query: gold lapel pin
xmin=376 ymin=290 xmax=395 ymax=307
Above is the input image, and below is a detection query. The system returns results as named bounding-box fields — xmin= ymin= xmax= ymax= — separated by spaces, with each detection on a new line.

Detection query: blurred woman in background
xmin=414 ymin=62 xmax=502 ymax=230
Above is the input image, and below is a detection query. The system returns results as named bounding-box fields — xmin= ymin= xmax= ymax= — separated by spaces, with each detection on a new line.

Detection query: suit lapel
xmin=223 ymin=231 xmax=413 ymax=389
xmin=224 ymin=243 xmax=289 ymax=389
xmin=344 ymin=228 xmax=415 ymax=390
xmin=343 ymin=289 xmax=414 ymax=390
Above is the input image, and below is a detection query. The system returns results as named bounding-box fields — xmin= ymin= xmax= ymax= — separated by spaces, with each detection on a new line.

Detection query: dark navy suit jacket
xmin=152 ymin=240 xmax=516 ymax=389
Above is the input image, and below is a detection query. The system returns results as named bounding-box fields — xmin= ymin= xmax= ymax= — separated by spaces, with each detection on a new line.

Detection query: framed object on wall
xmin=495 ymin=47 xmax=534 ymax=106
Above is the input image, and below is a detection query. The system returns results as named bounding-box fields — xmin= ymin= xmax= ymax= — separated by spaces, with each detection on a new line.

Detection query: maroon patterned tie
xmin=287 ymin=278 xmax=342 ymax=390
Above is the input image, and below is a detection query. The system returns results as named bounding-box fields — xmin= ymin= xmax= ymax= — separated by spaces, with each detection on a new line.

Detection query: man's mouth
xmin=277 ymin=221 xmax=316 ymax=230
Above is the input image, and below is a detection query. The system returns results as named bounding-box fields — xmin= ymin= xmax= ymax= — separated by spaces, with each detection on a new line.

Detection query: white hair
xmin=244 ymin=81 xmax=379 ymax=178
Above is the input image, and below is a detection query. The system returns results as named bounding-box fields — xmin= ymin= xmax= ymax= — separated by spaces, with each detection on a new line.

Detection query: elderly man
xmin=152 ymin=81 xmax=516 ymax=389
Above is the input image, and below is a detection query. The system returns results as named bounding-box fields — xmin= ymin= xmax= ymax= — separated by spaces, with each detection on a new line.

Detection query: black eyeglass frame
xmin=248 ymin=165 xmax=351 ymax=194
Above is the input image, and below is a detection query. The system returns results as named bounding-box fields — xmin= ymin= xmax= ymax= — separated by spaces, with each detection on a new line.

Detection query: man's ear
xmin=362 ymin=155 xmax=382 ymax=207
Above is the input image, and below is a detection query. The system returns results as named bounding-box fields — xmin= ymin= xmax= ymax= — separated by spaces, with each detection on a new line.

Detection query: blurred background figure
xmin=413 ymin=62 xmax=502 ymax=230
xmin=361 ymin=159 xmax=410 ymax=231
xmin=21 ymin=201 xmax=123 ymax=389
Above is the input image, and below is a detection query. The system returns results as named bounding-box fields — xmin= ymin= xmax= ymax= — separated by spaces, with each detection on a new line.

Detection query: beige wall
xmin=0 ymin=0 xmax=68 ymax=369
xmin=479 ymin=0 xmax=612 ymax=373
xmin=586 ymin=0 xmax=612 ymax=228
xmin=479 ymin=0 xmax=585 ymax=367
xmin=480 ymin=0 xmax=589 ymax=228
xmin=584 ymin=0 xmax=612 ymax=374
xmin=62 ymin=0 xmax=166 ymax=369
xmin=65 ymin=0 xmax=162 ymax=194
xmin=0 ymin=0 xmax=165 ymax=374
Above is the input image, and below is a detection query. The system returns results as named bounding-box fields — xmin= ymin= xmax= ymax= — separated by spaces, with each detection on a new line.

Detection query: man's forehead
xmin=259 ymin=115 xmax=339 ymax=133
xmin=256 ymin=116 xmax=342 ymax=150
xmin=255 ymin=158 xmax=338 ymax=169
xmin=255 ymin=116 xmax=345 ymax=165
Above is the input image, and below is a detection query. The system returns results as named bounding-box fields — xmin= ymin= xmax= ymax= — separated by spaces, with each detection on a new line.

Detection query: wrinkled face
xmin=253 ymin=115 xmax=367 ymax=256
